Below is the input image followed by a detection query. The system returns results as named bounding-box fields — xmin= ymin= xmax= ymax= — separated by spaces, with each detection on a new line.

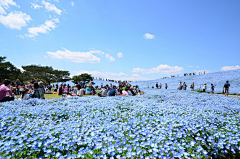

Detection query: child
xmin=19 ymin=89 xmax=30 ymax=100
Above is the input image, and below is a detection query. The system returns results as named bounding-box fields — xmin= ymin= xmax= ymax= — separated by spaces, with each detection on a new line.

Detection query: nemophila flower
xmin=1 ymin=84 xmax=240 ymax=158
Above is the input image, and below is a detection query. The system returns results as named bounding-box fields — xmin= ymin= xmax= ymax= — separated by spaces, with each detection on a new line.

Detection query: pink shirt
xmin=0 ymin=85 xmax=13 ymax=100
xmin=122 ymin=90 xmax=128 ymax=96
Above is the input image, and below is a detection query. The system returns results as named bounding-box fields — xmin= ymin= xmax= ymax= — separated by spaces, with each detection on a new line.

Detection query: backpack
xmin=224 ymin=83 xmax=229 ymax=88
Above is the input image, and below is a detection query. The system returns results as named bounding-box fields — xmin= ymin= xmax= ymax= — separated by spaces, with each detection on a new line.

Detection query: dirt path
xmin=210 ymin=93 xmax=240 ymax=98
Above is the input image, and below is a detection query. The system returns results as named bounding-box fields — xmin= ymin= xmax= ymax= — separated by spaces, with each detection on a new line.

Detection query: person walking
xmin=224 ymin=81 xmax=230 ymax=96
xmin=203 ymin=84 xmax=207 ymax=92
xmin=211 ymin=83 xmax=214 ymax=94
xmin=165 ymin=83 xmax=168 ymax=89
xmin=156 ymin=82 xmax=158 ymax=89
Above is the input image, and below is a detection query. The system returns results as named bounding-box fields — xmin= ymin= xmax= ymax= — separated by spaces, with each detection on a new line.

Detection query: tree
xmin=22 ymin=65 xmax=71 ymax=84
xmin=72 ymin=73 xmax=93 ymax=84
xmin=0 ymin=56 xmax=21 ymax=82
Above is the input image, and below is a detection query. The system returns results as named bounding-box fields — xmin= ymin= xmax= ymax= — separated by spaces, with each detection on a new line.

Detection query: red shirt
xmin=0 ymin=85 xmax=13 ymax=100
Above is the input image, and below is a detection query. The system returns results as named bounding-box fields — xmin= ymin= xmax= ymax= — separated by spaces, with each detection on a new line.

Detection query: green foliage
xmin=0 ymin=56 xmax=21 ymax=82
xmin=22 ymin=65 xmax=71 ymax=84
xmin=72 ymin=73 xmax=93 ymax=84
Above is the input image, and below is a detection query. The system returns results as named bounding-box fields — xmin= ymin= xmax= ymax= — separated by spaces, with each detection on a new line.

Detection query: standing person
xmin=39 ymin=81 xmax=45 ymax=96
xmin=88 ymin=81 xmax=92 ymax=87
xmin=179 ymin=82 xmax=183 ymax=90
xmin=183 ymin=82 xmax=187 ymax=90
xmin=18 ymin=84 xmax=24 ymax=95
xmin=156 ymin=82 xmax=158 ymax=89
xmin=74 ymin=82 xmax=78 ymax=95
xmin=32 ymin=82 xmax=44 ymax=99
xmin=58 ymin=84 xmax=62 ymax=95
xmin=165 ymin=83 xmax=168 ymax=89
xmin=203 ymin=84 xmax=207 ymax=92
xmin=15 ymin=79 xmax=21 ymax=95
xmin=0 ymin=79 xmax=14 ymax=102
xmin=56 ymin=84 xmax=58 ymax=92
xmin=190 ymin=82 xmax=194 ymax=91
xmin=211 ymin=83 xmax=214 ymax=94
xmin=224 ymin=81 xmax=230 ymax=96
xmin=67 ymin=84 xmax=70 ymax=94
xmin=159 ymin=83 xmax=162 ymax=89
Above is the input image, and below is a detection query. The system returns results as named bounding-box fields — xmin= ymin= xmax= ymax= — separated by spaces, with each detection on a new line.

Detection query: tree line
xmin=0 ymin=56 xmax=71 ymax=84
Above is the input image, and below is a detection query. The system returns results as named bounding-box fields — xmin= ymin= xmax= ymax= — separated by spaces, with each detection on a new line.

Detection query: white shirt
xmin=203 ymin=85 xmax=207 ymax=89
xmin=20 ymin=94 xmax=30 ymax=100
xmin=77 ymin=88 xmax=84 ymax=97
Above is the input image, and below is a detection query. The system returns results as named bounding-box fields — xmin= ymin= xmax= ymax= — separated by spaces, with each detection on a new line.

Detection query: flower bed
xmin=0 ymin=89 xmax=240 ymax=158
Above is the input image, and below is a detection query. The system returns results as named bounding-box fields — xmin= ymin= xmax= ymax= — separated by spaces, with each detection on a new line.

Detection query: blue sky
xmin=0 ymin=0 xmax=240 ymax=81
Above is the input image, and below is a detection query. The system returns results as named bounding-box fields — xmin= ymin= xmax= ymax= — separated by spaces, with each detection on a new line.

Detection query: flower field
xmin=131 ymin=69 xmax=240 ymax=94
xmin=1 ymin=88 xmax=240 ymax=158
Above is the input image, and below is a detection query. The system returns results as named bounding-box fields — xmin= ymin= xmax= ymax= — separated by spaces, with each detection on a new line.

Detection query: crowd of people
xmin=0 ymin=79 xmax=143 ymax=103
xmin=97 ymin=83 xmax=142 ymax=97
xmin=0 ymin=78 xmax=233 ymax=103
xmin=0 ymin=79 xmax=45 ymax=102
xmin=150 ymin=81 xmax=231 ymax=96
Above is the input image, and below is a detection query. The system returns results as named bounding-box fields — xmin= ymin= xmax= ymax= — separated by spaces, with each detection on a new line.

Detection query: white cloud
xmin=31 ymin=3 xmax=42 ymax=9
xmin=47 ymin=48 xmax=101 ymax=63
xmin=0 ymin=11 xmax=31 ymax=30
xmin=71 ymin=2 xmax=74 ymax=6
xmin=89 ymin=50 xmax=104 ymax=55
xmin=53 ymin=0 xmax=59 ymax=2
xmin=132 ymin=74 xmax=139 ymax=77
xmin=144 ymin=33 xmax=155 ymax=39
xmin=73 ymin=70 xmax=127 ymax=77
xmin=105 ymin=53 xmax=115 ymax=62
xmin=17 ymin=35 xmax=24 ymax=38
xmin=221 ymin=65 xmax=240 ymax=71
xmin=196 ymin=66 xmax=199 ymax=68
xmin=73 ymin=70 xmax=150 ymax=81
xmin=42 ymin=0 xmax=62 ymax=15
xmin=17 ymin=67 xmax=24 ymax=72
xmin=132 ymin=64 xmax=184 ymax=74
xmin=0 ymin=0 xmax=19 ymax=15
xmin=117 ymin=52 xmax=123 ymax=58
xmin=27 ymin=18 xmax=59 ymax=37
xmin=188 ymin=66 xmax=193 ymax=67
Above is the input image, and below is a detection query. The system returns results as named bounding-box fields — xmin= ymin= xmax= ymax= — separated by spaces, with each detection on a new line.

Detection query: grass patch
xmin=16 ymin=90 xmax=144 ymax=99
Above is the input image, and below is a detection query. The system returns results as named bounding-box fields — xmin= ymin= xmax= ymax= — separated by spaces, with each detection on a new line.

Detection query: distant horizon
xmin=1 ymin=0 xmax=239 ymax=81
